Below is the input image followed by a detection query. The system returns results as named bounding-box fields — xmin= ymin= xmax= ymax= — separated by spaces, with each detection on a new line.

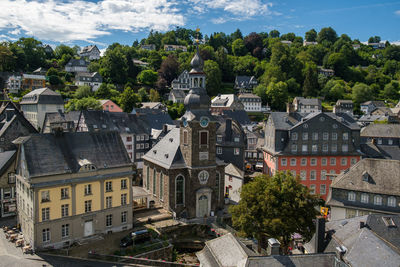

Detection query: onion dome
xmin=184 ymin=88 xmax=210 ymax=110
xmin=190 ymin=47 xmax=204 ymax=73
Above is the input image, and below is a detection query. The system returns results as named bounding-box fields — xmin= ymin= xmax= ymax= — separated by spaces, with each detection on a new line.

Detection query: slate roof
xmin=19 ymin=131 xmax=131 ymax=178
xmin=358 ymin=114 xmax=389 ymax=122
xmin=361 ymin=100 xmax=386 ymax=107
xmin=22 ymin=74 xmax=45 ymax=80
xmin=81 ymin=45 xmax=99 ymax=53
xmin=140 ymin=102 xmax=163 ymax=109
xmin=225 ymin=163 xmax=244 ymax=178
xmin=0 ymin=150 xmax=16 ymax=176
xmin=66 ymin=59 xmax=89 ymax=67
xmin=235 ymin=76 xmax=257 ymax=89
xmin=169 ymin=89 xmax=186 ymax=99
xmin=305 ymin=215 xmax=400 ymax=267
xmin=295 ymin=97 xmax=321 ymax=106
xmin=245 ymin=254 xmax=335 ymax=267
xmin=43 ymin=111 xmax=81 ymax=132
xmin=360 ymin=124 xmax=400 ymax=138
xmin=142 ymin=128 xmax=185 ymax=169
xmin=134 ymin=109 xmax=174 ymax=130
xmin=75 ymin=72 xmax=102 ymax=82
xmin=20 ymin=88 xmax=64 ymax=105
xmin=220 ymin=110 xmax=252 ymax=126
xmin=211 ymin=94 xmax=236 ymax=107
xmin=0 ymin=103 xmax=37 ymax=137
xmin=329 ymin=158 xmax=400 ymax=196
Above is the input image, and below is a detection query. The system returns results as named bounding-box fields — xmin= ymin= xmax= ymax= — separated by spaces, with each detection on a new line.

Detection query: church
xmin=142 ymin=46 xmax=226 ymax=218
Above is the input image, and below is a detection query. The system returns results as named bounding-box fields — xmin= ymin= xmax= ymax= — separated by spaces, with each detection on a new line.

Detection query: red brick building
xmin=263 ymin=111 xmax=362 ymax=200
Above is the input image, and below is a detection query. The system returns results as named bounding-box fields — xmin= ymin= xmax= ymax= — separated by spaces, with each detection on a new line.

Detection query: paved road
xmin=0 ymin=217 xmax=141 ymax=267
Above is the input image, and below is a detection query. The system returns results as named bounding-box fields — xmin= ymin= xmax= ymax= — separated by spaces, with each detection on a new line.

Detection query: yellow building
xmin=14 ymin=131 xmax=134 ymax=249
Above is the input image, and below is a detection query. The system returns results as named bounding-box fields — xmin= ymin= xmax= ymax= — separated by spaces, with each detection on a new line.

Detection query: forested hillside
xmin=1 ymin=27 xmax=399 ymax=114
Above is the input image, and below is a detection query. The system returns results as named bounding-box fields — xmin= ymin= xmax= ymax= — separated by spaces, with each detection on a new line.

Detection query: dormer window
xmin=362 ymin=171 xmax=370 ymax=182
xmin=382 ymin=216 xmax=397 ymax=228
xmin=348 ymin=191 xmax=356 ymax=202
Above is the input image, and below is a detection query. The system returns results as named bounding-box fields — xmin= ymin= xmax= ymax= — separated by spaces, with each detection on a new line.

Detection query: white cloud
xmin=395 ymin=10 xmax=400 ymax=15
xmin=0 ymin=0 xmax=185 ymax=42
xmin=190 ymin=0 xmax=274 ymax=18
xmin=8 ymin=28 xmax=21 ymax=35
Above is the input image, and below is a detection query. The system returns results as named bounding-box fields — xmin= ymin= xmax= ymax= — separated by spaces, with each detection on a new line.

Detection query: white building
xmin=80 ymin=45 xmax=101 ymax=60
xmin=6 ymin=75 xmax=22 ymax=94
xmin=65 ymin=59 xmax=89 ymax=73
xmin=171 ymin=70 xmax=190 ymax=91
xmin=238 ymin=93 xmax=262 ymax=112
xmin=75 ymin=72 xmax=103 ymax=91
xmin=20 ymin=88 xmax=64 ymax=131
xmin=224 ymin=163 xmax=244 ymax=204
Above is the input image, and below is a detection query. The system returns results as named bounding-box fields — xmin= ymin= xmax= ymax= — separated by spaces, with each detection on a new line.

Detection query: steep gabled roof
xmin=20 ymin=88 xmax=64 ymax=105
xmin=360 ymin=124 xmax=400 ymax=138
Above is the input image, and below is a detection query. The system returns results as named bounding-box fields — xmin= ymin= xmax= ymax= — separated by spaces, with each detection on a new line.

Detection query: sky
xmin=0 ymin=0 xmax=399 ymax=50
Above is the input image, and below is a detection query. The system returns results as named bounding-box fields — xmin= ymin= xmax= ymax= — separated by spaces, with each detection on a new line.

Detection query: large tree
xmin=305 ymin=29 xmax=317 ymax=42
xmin=119 ymin=86 xmax=140 ymax=112
xmin=302 ymin=62 xmax=319 ymax=97
xmin=266 ymin=81 xmax=289 ymax=111
xmin=158 ymin=54 xmax=179 ymax=86
xmin=230 ymin=172 xmax=319 ymax=253
xmin=316 ymin=27 xmax=338 ymax=46
xmin=203 ymin=60 xmax=222 ymax=96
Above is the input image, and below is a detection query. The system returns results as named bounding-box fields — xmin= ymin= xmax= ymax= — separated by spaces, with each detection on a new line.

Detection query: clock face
xmin=200 ymin=117 xmax=209 ymax=128
xmin=182 ymin=117 xmax=188 ymax=127
xmin=198 ymin=170 xmax=209 ymax=185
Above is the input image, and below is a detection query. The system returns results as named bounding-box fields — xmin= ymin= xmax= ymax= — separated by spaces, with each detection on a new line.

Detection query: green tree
xmin=65 ymin=97 xmax=102 ymax=111
xmin=382 ymin=81 xmax=399 ymax=100
xmin=54 ymin=44 xmax=76 ymax=59
xmin=253 ymin=84 xmax=268 ymax=105
xmin=94 ymin=83 xmax=119 ymax=100
xmin=137 ymin=69 xmax=158 ymax=86
xmin=100 ymin=46 xmax=129 ymax=84
xmin=352 ymin=83 xmax=374 ymax=104
xmin=14 ymin=37 xmax=46 ymax=71
xmin=269 ymin=30 xmax=280 ymax=38
xmin=230 ymin=28 xmax=243 ymax=40
xmin=326 ymin=52 xmax=348 ymax=78
xmin=0 ymin=45 xmax=16 ymax=71
xmin=230 ymin=172 xmax=319 ymax=253
xmin=204 ymin=60 xmax=222 ymax=96
xmin=316 ymin=27 xmax=338 ymax=46
xmin=149 ymin=89 xmax=160 ymax=102
xmin=368 ymin=36 xmax=381 ymax=43
xmin=138 ymin=87 xmax=149 ymax=102
xmin=232 ymin=39 xmax=247 ymax=56
xmin=302 ymin=62 xmax=319 ymax=97
xmin=159 ymin=54 xmax=179 ymax=86
xmin=119 ymin=86 xmax=140 ymax=112
xmin=266 ymin=81 xmax=289 ymax=110
xmin=305 ymin=29 xmax=317 ymax=42
xmin=74 ymin=85 xmax=93 ymax=99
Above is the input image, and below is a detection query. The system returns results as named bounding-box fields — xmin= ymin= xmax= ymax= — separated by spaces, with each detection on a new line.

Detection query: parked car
xmin=120 ymin=229 xmax=151 ymax=247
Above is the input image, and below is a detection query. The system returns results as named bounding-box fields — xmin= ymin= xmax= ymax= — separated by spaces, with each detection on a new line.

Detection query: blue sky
xmin=0 ymin=0 xmax=399 ymax=50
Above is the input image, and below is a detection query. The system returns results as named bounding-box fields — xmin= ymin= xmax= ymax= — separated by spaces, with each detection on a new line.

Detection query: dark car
xmin=120 ymin=229 xmax=151 ymax=247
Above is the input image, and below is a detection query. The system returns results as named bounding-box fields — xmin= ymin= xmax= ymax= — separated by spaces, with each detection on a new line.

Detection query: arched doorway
xmin=198 ymin=195 xmax=208 ymax=217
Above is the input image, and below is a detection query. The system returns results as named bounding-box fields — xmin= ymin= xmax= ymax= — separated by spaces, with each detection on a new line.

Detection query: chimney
xmin=360 ymin=221 xmax=366 ymax=229
xmin=225 ymin=119 xmax=232 ymax=141
xmin=5 ymin=108 xmax=14 ymax=122
xmin=267 ymin=238 xmax=280 ymax=255
xmin=163 ymin=124 xmax=168 ymax=133
xmin=286 ymin=103 xmax=294 ymax=113
xmin=315 ymin=217 xmax=326 ymax=253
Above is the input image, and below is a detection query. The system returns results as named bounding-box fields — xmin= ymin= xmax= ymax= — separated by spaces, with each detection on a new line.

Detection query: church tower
xmin=180 ymin=45 xmax=216 ymax=168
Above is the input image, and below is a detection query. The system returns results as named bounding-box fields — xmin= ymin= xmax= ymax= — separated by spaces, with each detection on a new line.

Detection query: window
xmin=302 ymin=144 xmax=308 ymax=152
xmin=342 ymin=144 xmax=348 ymax=153
xmin=217 ymin=135 xmax=222 ymax=142
xmin=145 ymin=143 xmax=149 ymax=148
xmin=321 ymin=170 xmax=327 ymax=180
xmin=200 ymin=131 xmax=208 ymax=145
xmin=127 ymin=145 xmax=132 ymax=150
xmin=312 ymin=132 xmax=318 ymax=140
xmin=343 ymin=133 xmax=348 ymax=140
xmin=217 ymin=147 xmax=222 ymax=154
xmin=300 ymin=171 xmax=306 ymax=180
xmin=160 ymin=173 xmax=164 ymax=200
xmin=302 ymin=132 xmax=308 ymax=141
xmin=310 ymin=158 xmax=317 ymax=166
xmin=176 ymin=176 xmax=184 ymax=205
xmin=140 ymin=143 xmax=144 ymax=149
xmin=301 ymin=158 xmax=307 ymax=166
xmin=322 ymin=143 xmax=328 ymax=152
xmin=3 ymin=188 xmax=11 ymax=199
xmin=41 ymin=190 xmax=50 ymax=202
xmin=332 ymin=133 xmax=337 ymax=140
xmin=320 ymin=184 xmax=326 ymax=195
xmin=312 ymin=144 xmax=318 ymax=153
xmin=281 ymin=158 xmax=287 ymax=166
xmin=61 ymin=188 xmax=69 ymax=199
xmin=310 ymin=185 xmax=316 ymax=194
xmin=374 ymin=195 xmax=382 ymax=205
xmin=291 ymin=144 xmax=297 ymax=153
xmin=42 ymin=228 xmax=50 ymax=242
xmin=106 ymin=196 xmax=112 ymax=208
xmin=126 ymin=136 xmax=132 ymax=142
xmin=310 ymin=170 xmax=316 ymax=180
xmin=183 ymin=131 xmax=188 ymax=145
xmin=121 ymin=194 xmax=127 ymax=205
xmin=331 ymin=144 xmax=337 ymax=152
xmin=290 ymin=158 xmax=296 ymax=166
xmin=290 ymin=170 xmax=296 ymax=177
xmin=61 ymin=204 xmax=69 ymax=217
xmin=106 ymin=181 xmax=112 ymax=192
xmin=136 ymin=144 xmax=140 ymax=149
xmin=84 ymin=184 xmax=92 ymax=195
xmin=141 ymin=135 xmax=145 ymax=141
xmin=329 ymin=170 xmax=335 ymax=180
xmin=341 ymin=158 xmax=347 ymax=166
xmin=378 ymin=138 xmax=382 ymax=145
xmin=8 ymin=173 xmax=15 ymax=184
xmin=85 ymin=200 xmax=92 ymax=213
xmin=136 ymin=135 xmax=140 ymax=141
xmin=291 ymin=133 xmax=298 ymax=140
xmin=215 ymin=172 xmax=220 ymax=201
xmin=106 ymin=214 xmax=112 ymax=227
xmin=42 ymin=208 xmax=50 ymax=221
xmin=388 ymin=139 xmax=393 ymax=145
xmin=321 ymin=158 xmax=327 ymax=166
xmin=330 ymin=158 xmax=336 ymax=166
xmin=153 ymin=170 xmax=156 ymax=195
xmin=121 ymin=211 xmax=127 ymax=223
xmin=361 ymin=193 xmax=369 ymax=203
xmin=323 ymin=132 xmax=329 ymax=140
xmin=234 ymin=148 xmax=240 ymax=155
xmin=348 ymin=191 xmax=356 ymax=201
xmin=62 ymin=224 xmax=69 ymax=238
xmin=234 ymin=137 xmax=240 ymax=142
xmin=388 ymin=196 xmax=396 ymax=207
xmin=121 ymin=179 xmax=127 ymax=190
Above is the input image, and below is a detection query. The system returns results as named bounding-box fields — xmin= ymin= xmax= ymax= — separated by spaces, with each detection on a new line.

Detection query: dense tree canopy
xmin=230 ymin=172 xmax=320 ymax=253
